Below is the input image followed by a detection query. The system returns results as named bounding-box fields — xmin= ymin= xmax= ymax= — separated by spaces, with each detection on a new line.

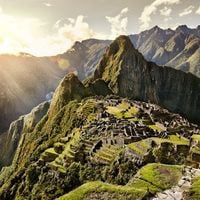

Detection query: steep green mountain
xmin=93 ymin=35 xmax=200 ymax=123
xmin=0 ymin=35 xmax=200 ymax=200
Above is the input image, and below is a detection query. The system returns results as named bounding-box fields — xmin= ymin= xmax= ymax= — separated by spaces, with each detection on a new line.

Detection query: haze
xmin=0 ymin=0 xmax=199 ymax=56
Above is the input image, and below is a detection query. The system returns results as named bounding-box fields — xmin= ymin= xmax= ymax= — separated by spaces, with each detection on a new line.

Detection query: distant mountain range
xmin=130 ymin=25 xmax=200 ymax=77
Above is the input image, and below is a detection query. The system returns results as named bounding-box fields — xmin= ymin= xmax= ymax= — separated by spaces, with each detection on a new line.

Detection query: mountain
xmin=55 ymin=39 xmax=110 ymax=79
xmin=0 ymin=39 xmax=110 ymax=136
xmin=130 ymin=25 xmax=200 ymax=77
xmin=0 ymin=101 xmax=50 ymax=168
xmin=0 ymin=25 xmax=199 ymax=135
xmin=0 ymin=54 xmax=65 ymax=134
xmin=93 ymin=35 xmax=200 ymax=123
xmin=0 ymin=36 xmax=200 ymax=200
xmin=60 ymin=25 xmax=200 ymax=79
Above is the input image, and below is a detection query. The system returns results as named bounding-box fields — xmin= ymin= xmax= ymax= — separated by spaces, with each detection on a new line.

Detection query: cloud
xmin=50 ymin=15 xmax=107 ymax=55
xmin=195 ymin=6 xmax=200 ymax=15
xmin=160 ymin=7 xmax=172 ymax=16
xmin=57 ymin=15 xmax=96 ymax=42
xmin=139 ymin=0 xmax=181 ymax=31
xmin=0 ymin=6 xmax=109 ymax=57
xmin=44 ymin=2 xmax=52 ymax=7
xmin=179 ymin=5 xmax=194 ymax=17
xmin=106 ymin=7 xmax=128 ymax=39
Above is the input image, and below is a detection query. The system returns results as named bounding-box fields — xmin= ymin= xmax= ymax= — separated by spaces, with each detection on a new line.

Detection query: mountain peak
xmin=106 ymin=35 xmax=134 ymax=55
xmin=93 ymin=35 xmax=145 ymax=94
xmin=113 ymin=35 xmax=134 ymax=47
xmin=93 ymin=35 xmax=139 ymax=81
xmin=48 ymin=73 xmax=92 ymax=116
xmin=152 ymin=25 xmax=161 ymax=30
xmin=176 ymin=25 xmax=190 ymax=33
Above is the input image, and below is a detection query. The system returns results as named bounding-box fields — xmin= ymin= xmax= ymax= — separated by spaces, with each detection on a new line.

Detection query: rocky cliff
xmin=93 ymin=35 xmax=200 ymax=123
xmin=0 ymin=101 xmax=50 ymax=168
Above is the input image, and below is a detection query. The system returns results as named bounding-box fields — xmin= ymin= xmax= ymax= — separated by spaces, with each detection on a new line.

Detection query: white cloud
xmin=0 ymin=8 xmax=108 ymax=56
xmin=195 ymin=6 xmax=200 ymax=15
xmin=44 ymin=2 xmax=52 ymax=7
xmin=139 ymin=0 xmax=181 ymax=31
xmin=160 ymin=7 xmax=172 ymax=16
xmin=57 ymin=15 xmax=96 ymax=42
xmin=106 ymin=7 xmax=129 ymax=39
xmin=179 ymin=5 xmax=194 ymax=17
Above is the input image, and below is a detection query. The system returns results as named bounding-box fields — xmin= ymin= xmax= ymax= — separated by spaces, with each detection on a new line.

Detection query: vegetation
xmin=57 ymin=181 xmax=147 ymax=200
xmin=129 ymin=163 xmax=183 ymax=193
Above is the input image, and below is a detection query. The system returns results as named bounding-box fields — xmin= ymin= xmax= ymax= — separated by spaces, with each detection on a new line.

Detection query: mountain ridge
xmin=93 ymin=35 xmax=200 ymax=123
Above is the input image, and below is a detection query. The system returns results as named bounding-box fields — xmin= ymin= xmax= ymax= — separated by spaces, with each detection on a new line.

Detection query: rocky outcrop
xmin=153 ymin=167 xmax=200 ymax=200
xmin=93 ymin=35 xmax=200 ymax=123
xmin=0 ymin=101 xmax=50 ymax=168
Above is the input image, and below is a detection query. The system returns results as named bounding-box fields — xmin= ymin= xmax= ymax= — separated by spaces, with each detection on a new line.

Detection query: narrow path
xmin=152 ymin=166 xmax=200 ymax=200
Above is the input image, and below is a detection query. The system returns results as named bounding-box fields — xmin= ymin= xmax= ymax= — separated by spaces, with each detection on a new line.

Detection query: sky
xmin=0 ymin=0 xmax=199 ymax=56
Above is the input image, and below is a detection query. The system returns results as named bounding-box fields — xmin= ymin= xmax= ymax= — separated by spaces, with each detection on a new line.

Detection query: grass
xmin=127 ymin=135 xmax=188 ymax=157
xmin=192 ymin=135 xmax=200 ymax=141
xmin=41 ymin=148 xmax=59 ymax=162
xmin=94 ymin=145 xmax=122 ymax=163
xmin=128 ymin=140 xmax=150 ymax=156
xmin=129 ymin=178 xmax=160 ymax=194
xmin=106 ymin=101 xmax=138 ymax=119
xmin=149 ymin=124 xmax=164 ymax=132
xmin=77 ymin=99 xmax=97 ymax=123
xmin=129 ymin=163 xmax=183 ymax=191
xmin=152 ymin=135 xmax=189 ymax=145
xmin=191 ymin=147 xmax=200 ymax=155
xmin=57 ymin=181 xmax=147 ymax=200
xmin=189 ymin=176 xmax=200 ymax=199
xmin=49 ymin=128 xmax=81 ymax=170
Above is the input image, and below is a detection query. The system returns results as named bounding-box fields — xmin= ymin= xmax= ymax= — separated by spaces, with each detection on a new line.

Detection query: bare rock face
xmin=0 ymin=101 xmax=50 ymax=168
xmin=94 ymin=35 xmax=200 ymax=123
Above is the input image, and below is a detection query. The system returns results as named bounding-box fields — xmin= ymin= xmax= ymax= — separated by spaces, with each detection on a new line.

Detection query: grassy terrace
xmin=57 ymin=181 xmax=147 ymax=200
xmin=106 ymin=101 xmax=138 ymax=119
xmin=192 ymin=135 xmax=200 ymax=141
xmin=58 ymin=163 xmax=183 ymax=200
xmin=47 ymin=128 xmax=81 ymax=173
xmin=93 ymin=145 xmax=122 ymax=164
xmin=77 ymin=99 xmax=97 ymax=123
xmin=151 ymin=135 xmax=189 ymax=145
xmin=148 ymin=124 xmax=164 ymax=132
xmin=128 ymin=140 xmax=151 ymax=156
xmin=128 ymin=135 xmax=189 ymax=157
xmin=128 ymin=163 xmax=183 ymax=194
xmin=189 ymin=176 xmax=200 ymax=199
